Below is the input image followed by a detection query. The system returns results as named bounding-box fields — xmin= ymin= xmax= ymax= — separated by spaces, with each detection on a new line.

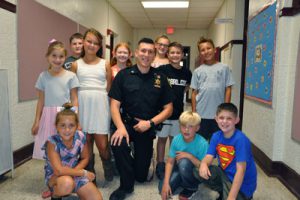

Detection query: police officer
xmin=109 ymin=38 xmax=173 ymax=200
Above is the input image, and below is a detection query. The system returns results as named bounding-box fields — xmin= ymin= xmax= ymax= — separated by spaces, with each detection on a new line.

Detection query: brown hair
xmin=168 ymin=42 xmax=183 ymax=53
xmin=197 ymin=37 xmax=215 ymax=51
xmin=110 ymin=42 xmax=132 ymax=67
xmin=216 ymin=103 xmax=238 ymax=117
xmin=69 ymin=32 xmax=83 ymax=44
xmin=55 ymin=103 xmax=79 ymax=126
xmin=81 ymin=28 xmax=103 ymax=58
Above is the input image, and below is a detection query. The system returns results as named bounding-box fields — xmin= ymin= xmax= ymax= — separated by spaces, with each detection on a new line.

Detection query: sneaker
xmin=155 ymin=162 xmax=165 ymax=180
xmin=109 ymin=188 xmax=133 ymax=200
xmin=178 ymin=189 xmax=197 ymax=200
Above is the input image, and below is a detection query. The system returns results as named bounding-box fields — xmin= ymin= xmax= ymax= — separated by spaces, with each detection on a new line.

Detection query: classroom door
xmin=0 ymin=70 xmax=13 ymax=175
xmin=182 ymin=46 xmax=191 ymax=102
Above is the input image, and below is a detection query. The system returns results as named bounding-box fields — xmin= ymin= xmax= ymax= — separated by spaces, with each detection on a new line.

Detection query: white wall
xmin=244 ymin=0 xmax=300 ymax=174
xmin=0 ymin=0 xmax=133 ymax=151
xmin=207 ymin=0 xmax=245 ymax=113
xmin=133 ymin=29 xmax=207 ymax=72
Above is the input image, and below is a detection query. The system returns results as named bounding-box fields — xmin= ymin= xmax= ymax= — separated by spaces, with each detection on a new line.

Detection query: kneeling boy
xmin=195 ymin=103 xmax=257 ymax=200
xmin=160 ymin=111 xmax=208 ymax=200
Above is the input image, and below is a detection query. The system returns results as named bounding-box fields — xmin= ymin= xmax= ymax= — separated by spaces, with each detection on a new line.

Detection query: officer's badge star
xmin=154 ymin=76 xmax=161 ymax=88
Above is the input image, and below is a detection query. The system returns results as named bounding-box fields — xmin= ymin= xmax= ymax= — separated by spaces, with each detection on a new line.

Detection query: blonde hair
xmin=46 ymin=41 xmax=67 ymax=57
xmin=179 ymin=111 xmax=201 ymax=126
xmin=155 ymin=34 xmax=170 ymax=43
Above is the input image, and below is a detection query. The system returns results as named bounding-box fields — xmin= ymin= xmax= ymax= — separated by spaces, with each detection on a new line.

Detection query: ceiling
xmin=107 ymin=0 xmax=225 ymax=29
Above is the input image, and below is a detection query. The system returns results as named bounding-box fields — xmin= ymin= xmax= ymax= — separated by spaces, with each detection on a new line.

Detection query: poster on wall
xmin=245 ymin=1 xmax=277 ymax=105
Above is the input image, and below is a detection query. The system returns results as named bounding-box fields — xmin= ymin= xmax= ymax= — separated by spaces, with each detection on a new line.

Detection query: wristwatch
xmin=149 ymin=120 xmax=155 ymax=129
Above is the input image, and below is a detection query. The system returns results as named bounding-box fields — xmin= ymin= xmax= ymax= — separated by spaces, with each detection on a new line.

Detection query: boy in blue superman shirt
xmin=195 ymin=103 xmax=257 ymax=200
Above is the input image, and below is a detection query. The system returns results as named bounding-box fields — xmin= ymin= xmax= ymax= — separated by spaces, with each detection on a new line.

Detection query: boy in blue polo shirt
xmin=195 ymin=103 xmax=257 ymax=200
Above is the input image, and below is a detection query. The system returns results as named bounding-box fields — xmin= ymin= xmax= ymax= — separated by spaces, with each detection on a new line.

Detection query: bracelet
xmin=83 ymin=169 xmax=87 ymax=177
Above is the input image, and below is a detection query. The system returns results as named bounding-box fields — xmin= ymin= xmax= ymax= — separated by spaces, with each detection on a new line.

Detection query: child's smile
xmin=215 ymin=110 xmax=239 ymax=137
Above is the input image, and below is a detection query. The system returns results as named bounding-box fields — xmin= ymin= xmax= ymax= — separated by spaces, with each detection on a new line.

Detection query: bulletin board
xmin=245 ymin=2 xmax=277 ymax=105
xmin=17 ymin=0 xmax=90 ymax=101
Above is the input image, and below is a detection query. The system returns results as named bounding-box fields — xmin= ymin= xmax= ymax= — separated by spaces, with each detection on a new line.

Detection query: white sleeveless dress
xmin=76 ymin=58 xmax=110 ymax=134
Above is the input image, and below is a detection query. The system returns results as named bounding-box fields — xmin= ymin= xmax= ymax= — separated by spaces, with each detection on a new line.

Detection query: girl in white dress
xmin=71 ymin=28 xmax=113 ymax=183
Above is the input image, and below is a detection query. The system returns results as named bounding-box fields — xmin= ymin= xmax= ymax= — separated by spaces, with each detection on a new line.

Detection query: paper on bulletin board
xmin=245 ymin=1 xmax=278 ymax=105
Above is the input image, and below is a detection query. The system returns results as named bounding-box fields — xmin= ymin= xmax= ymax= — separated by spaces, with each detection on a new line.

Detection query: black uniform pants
xmin=198 ymin=118 xmax=220 ymax=141
xmin=111 ymin=125 xmax=155 ymax=191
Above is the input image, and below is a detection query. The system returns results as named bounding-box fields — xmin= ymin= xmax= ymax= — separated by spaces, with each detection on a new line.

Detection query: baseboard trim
xmin=13 ymin=143 xmax=33 ymax=168
xmin=252 ymin=143 xmax=300 ymax=198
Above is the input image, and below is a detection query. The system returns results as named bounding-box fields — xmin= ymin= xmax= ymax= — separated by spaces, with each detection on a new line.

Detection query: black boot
xmin=109 ymin=145 xmax=119 ymax=176
xmin=85 ymin=153 xmax=97 ymax=185
xmin=51 ymin=196 xmax=62 ymax=200
xmin=101 ymin=157 xmax=114 ymax=182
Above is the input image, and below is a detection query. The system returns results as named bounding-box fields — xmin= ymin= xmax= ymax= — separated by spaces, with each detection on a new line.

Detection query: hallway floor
xmin=0 ymin=148 xmax=297 ymax=200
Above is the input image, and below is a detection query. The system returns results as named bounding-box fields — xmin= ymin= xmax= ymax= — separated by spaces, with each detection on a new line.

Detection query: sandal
xmin=42 ymin=189 xmax=52 ymax=199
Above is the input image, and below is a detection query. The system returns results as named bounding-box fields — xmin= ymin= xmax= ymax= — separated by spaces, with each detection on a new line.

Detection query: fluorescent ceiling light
xmin=142 ymin=1 xmax=189 ymax=8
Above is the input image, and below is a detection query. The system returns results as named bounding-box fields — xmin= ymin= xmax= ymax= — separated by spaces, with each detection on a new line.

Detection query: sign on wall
xmin=245 ymin=2 xmax=277 ymax=105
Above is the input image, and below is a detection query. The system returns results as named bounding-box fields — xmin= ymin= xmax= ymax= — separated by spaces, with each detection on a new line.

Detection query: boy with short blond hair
xmin=195 ymin=103 xmax=257 ymax=200
xmin=160 ymin=111 xmax=208 ymax=200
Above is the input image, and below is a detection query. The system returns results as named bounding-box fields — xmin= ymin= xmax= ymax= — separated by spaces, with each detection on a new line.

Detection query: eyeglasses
xmin=157 ymin=43 xmax=169 ymax=48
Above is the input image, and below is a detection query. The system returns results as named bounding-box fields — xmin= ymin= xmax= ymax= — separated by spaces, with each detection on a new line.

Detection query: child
xmin=151 ymin=35 xmax=170 ymax=68
xmin=195 ymin=103 xmax=257 ymax=200
xmin=44 ymin=103 xmax=103 ymax=200
xmin=160 ymin=111 xmax=208 ymax=200
xmin=31 ymin=40 xmax=79 ymax=160
xmin=156 ymin=42 xmax=192 ymax=180
xmin=63 ymin=33 xmax=83 ymax=70
xmin=190 ymin=37 xmax=235 ymax=141
xmin=71 ymin=28 xmax=113 ymax=183
xmin=111 ymin=42 xmax=132 ymax=79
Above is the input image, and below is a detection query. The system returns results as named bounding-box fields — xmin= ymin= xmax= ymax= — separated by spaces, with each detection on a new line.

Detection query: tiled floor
xmin=0 ymin=148 xmax=297 ymax=200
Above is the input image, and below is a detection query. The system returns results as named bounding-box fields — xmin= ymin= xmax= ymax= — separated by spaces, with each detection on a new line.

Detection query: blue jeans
xmin=158 ymin=158 xmax=199 ymax=193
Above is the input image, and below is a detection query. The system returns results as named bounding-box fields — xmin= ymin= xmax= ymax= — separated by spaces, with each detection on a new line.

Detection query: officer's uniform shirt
xmin=108 ymin=65 xmax=173 ymax=120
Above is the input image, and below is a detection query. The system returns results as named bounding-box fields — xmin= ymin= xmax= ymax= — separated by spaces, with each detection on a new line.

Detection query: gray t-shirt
xmin=35 ymin=70 xmax=79 ymax=106
xmin=190 ymin=62 xmax=235 ymax=119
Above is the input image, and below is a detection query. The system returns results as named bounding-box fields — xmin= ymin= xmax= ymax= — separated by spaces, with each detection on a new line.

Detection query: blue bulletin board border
xmin=245 ymin=1 xmax=278 ymax=105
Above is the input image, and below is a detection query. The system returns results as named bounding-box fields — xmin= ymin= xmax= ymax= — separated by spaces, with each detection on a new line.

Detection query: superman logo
xmin=216 ymin=144 xmax=235 ymax=170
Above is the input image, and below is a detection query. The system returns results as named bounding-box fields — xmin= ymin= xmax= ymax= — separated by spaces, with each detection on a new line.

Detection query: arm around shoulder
xmin=70 ymin=61 xmax=78 ymax=74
